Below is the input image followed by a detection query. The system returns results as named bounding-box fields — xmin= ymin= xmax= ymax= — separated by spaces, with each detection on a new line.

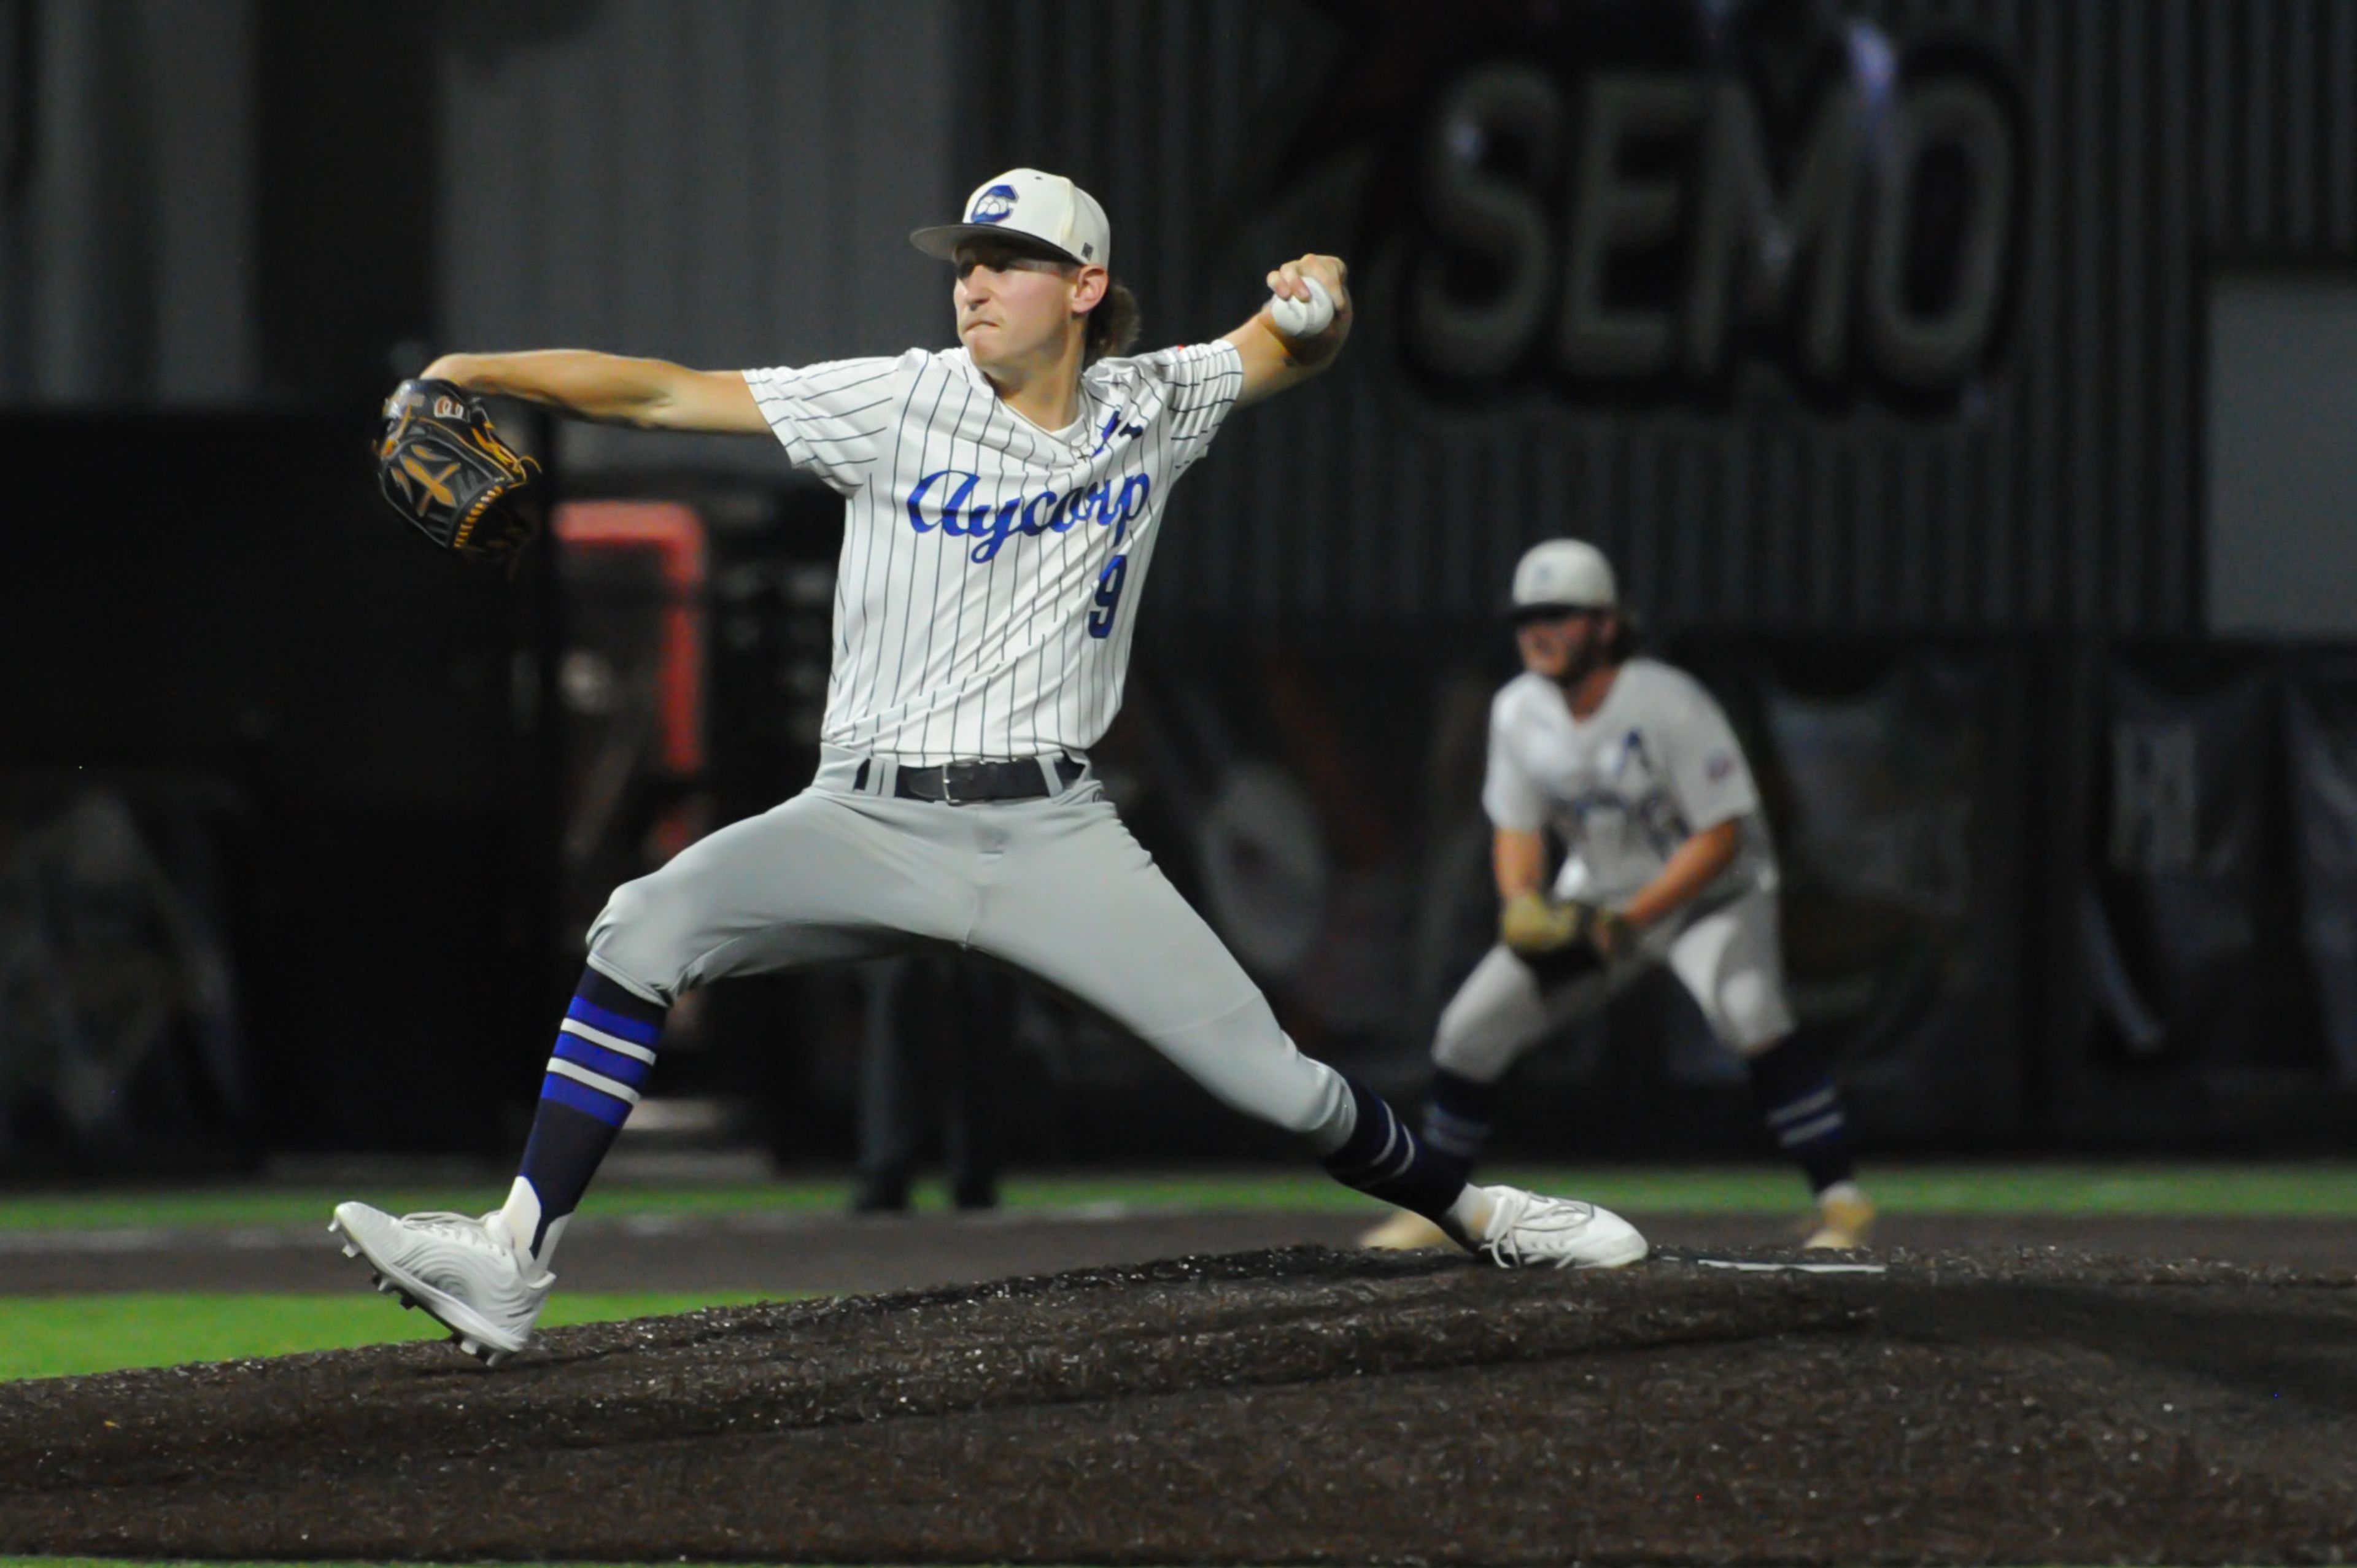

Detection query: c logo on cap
xmin=969 ymin=183 xmax=1019 ymax=224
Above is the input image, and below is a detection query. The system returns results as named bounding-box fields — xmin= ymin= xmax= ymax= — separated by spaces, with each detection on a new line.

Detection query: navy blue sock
xmin=1320 ymin=1075 xmax=1468 ymax=1222
xmin=1745 ymin=1036 xmax=1855 ymax=1195
xmin=514 ymin=967 xmax=667 ymax=1252
xmin=1419 ymin=1067 xmax=1500 ymax=1184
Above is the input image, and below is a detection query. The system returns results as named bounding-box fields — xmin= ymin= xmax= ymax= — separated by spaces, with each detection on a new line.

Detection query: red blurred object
xmin=552 ymin=502 xmax=707 ymax=777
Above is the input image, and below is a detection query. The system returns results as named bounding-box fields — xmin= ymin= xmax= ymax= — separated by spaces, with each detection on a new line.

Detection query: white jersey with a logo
xmin=1482 ymin=658 xmax=1777 ymax=906
xmin=743 ymin=340 xmax=1244 ymax=765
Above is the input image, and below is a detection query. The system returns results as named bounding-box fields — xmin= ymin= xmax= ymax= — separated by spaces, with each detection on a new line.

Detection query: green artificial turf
xmin=1 ymin=1162 xmax=2353 ymax=1234
xmin=0 ymin=1560 xmax=2200 ymax=1568
xmin=0 ymin=1291 xmax=776 ymax=1382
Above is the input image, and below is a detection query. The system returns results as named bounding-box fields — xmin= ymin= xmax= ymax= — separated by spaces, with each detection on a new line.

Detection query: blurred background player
xmin=328 ymin=170 xmax=1648 ymax=1364
xmin=1363 ymin=539 xmax=1873 ymax=1253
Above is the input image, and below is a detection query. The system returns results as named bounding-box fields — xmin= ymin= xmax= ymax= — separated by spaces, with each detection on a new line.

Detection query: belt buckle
xmin=938 ymin=760 xmax=975 ymax=806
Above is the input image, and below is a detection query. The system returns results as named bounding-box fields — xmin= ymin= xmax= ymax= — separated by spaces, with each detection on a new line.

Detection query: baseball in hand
xmin=1268 ymin=276 xmax=1335 ymax=339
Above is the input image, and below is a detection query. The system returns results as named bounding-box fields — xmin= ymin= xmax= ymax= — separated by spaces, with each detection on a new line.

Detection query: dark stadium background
xmin=3 ymin=0 xmax=2356 ymax=1178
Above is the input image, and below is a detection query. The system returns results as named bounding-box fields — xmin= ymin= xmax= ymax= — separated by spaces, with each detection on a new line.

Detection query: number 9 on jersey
xmin=1086 ymin=553 xmax=1130 ymax=639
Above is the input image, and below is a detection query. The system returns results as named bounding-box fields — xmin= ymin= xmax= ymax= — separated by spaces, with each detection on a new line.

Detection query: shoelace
xmin=1482 ymin=1195 xmax=1597 ymax=1267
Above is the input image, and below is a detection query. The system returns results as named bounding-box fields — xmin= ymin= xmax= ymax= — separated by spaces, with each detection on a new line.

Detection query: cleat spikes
xmin=333 ymin=1201 xmax=547 ymax=1367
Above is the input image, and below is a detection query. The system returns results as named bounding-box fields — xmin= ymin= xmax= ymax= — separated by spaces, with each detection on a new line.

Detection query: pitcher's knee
xmin=584 ymin=873 xmax=703 ymax=1005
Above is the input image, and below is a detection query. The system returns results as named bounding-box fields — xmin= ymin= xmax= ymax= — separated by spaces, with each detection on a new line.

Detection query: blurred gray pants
xmin=1433 ymin=889 xmax=1797 ymax=1082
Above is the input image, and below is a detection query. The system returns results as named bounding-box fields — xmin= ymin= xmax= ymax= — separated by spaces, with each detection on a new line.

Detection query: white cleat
xmin=328 ymin=1202 xmax=553 ymax=1366
xmin=1472 ymin=1184 xmax=1649 ymax=1270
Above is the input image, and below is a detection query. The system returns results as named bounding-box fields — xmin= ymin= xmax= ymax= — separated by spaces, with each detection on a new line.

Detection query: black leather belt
xmin=854 ymin=754 xmax=1085 ymax=805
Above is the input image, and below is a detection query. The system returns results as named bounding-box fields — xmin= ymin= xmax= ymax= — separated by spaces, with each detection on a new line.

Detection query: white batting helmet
xmin=1509 ymin=539 xmax=1617 ymax=613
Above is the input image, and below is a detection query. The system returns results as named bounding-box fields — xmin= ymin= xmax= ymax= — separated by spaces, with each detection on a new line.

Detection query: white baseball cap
xmin=911 ymin=168 xmax=1112 ymax=269
xmin=1509 ymin=538 xmax=1617 ymax=612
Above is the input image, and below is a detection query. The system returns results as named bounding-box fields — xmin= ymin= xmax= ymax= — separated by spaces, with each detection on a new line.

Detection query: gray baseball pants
xmin=584 ymin=746 xmax=1354 ymax=1147
xmin=1433 ymin=889 xmax=1795 ymax=1083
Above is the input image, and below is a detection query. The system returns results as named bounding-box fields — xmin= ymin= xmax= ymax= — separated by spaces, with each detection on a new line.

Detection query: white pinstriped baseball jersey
xmin=743 ymin=341 xmax=1243 ymax=765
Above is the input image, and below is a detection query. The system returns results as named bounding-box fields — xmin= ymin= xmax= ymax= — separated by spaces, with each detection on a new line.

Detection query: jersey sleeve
xmin=1480 ymin=693 xmax=1549 ymax=833
xmin=1663 ymin=682 xmax=1763 ymax=833
xmin=1128 ymin=341 xmax=1245 ymax=477
xmin=740 ymin=354 xmax=908 ymax=494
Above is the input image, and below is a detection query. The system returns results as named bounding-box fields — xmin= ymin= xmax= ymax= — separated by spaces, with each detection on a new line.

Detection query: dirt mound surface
xmin=5 ymin=1245 xmax=2353 ymax=1563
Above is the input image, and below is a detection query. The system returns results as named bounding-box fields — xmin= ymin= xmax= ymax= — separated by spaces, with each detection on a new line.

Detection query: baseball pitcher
xmin=333 ymin=170 xmax=1647 ymax=1365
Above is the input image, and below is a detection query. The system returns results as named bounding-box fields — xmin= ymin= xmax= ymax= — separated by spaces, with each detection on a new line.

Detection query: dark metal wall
xmin=436 ymin=0 xmax=955 ymax=477
xmin=964 ymin=0 xmax=2357 ymax=635
xmin=0 ymin=0 xmax=259 ymax=404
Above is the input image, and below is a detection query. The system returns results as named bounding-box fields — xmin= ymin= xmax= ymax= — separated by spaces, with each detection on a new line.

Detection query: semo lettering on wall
xmin=906 ymin=470 xmax=1152 ymax=563
xmin=1403 ymin=39 xmax=2023 ymax=403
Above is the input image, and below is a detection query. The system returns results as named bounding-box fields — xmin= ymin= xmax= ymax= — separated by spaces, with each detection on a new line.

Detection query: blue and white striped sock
xmin=1746 ymin=1037 xmax=1856 ymax=1195
xmin=542 ymin=973 xmax=663 ymax=1127
xmin=501 ymin=967 xmax=667 ymax=1267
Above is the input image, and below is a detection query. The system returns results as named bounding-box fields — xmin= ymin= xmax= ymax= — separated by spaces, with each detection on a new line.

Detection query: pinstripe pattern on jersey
xmin=745 ymin=342 xmax=1242 ymax=765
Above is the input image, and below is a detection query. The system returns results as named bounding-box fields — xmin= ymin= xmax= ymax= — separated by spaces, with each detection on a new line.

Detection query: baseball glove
xmin=1500 ymin=890 xmax=1630 ymax=961
xmin=376 ymin=378 xmax=542 ymax=565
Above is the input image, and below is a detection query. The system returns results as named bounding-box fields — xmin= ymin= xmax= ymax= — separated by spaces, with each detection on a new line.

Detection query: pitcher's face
xmin=953 ymin=242 xmax=1092 ymax=371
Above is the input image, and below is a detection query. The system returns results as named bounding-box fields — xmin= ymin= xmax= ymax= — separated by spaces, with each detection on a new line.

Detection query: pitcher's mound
xmin=5 ymin=1245 xmax=2353 ymax=1563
